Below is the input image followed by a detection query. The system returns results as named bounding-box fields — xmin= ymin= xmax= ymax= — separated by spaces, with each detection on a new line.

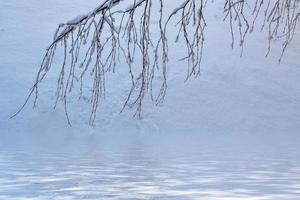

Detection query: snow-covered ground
xmin=0 ymin=0 xmax=300 ymax=199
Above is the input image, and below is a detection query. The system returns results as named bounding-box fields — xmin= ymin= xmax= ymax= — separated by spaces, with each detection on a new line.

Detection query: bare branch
xmin=12 ymin=0 xmax=300 ymax=125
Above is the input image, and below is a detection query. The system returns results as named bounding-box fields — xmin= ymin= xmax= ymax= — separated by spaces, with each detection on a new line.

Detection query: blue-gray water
xmin=0 ymin=133 xmax=300 ymax=200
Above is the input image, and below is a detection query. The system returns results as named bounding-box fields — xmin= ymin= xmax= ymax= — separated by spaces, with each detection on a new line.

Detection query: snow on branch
xmin=13 ymin=0 xmax=300 ymax=126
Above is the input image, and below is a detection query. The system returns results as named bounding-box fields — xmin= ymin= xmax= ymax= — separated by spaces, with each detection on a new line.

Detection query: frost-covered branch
xmin=13 ymin=0 xmax=300 ymax=125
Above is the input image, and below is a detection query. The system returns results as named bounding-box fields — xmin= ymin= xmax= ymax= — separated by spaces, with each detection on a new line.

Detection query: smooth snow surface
xmin=0 ymin=0 xmax=300 ymax=199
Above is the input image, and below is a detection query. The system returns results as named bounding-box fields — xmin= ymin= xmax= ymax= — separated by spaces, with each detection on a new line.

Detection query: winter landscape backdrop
xmin=0 ymin=0 xmax=300 ymax=199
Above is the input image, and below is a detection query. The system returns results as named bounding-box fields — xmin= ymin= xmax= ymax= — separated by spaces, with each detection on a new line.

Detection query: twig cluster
xmin=224 ymin=0 xmax=300 ymax=60
xmin=13 ymin=0 xmax=300 ymax=125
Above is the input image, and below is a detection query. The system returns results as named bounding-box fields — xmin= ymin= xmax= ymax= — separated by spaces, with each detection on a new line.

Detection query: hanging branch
xmin=12 ymin=0 xmax=299 ymax=126
xmin=224 ymin=0 xmax=300 ymax=60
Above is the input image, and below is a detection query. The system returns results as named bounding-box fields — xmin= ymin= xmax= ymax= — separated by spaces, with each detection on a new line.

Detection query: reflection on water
xmin=0 ymin=143 xmax=300 ymax=200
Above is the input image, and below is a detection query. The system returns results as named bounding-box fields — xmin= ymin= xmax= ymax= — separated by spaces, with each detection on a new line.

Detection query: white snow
xmin=66 ymin=15 xmax=87 ymax=25
xmin=0 ymin=0 xmax=300 ymax=199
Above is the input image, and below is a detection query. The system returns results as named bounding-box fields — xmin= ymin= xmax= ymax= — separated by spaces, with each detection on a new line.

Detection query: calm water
xmin=0 ymin=134 xmax=300 ymax=200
